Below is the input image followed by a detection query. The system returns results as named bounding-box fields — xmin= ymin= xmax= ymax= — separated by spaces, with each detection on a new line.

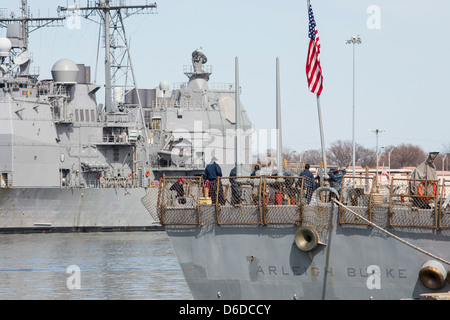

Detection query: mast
xmin=306 ymin=0 xmax=327 ymax=184
xmin=235 ymin=56 xmax=241 ymax=176
xmin=276 ymin=57 xmax=282 ymax=176
xmin=0 ymin=0 xmax=64 ymax=77
xmin=58 ymin=1 xmax=157 ymax=137
xmin=0 ymin=0 xmax=64 ymax=52
xmin=104 ymin=2 xmax=112 ymax=113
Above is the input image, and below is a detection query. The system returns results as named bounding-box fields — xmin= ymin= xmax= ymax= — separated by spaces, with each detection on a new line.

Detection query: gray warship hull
xmin=0 ymin=187 xmax=159 ymax=232
xmin=146 ymin=174 xmax=450 ymax=300
xmin=165 ymin=213 xmax=449 ymax=300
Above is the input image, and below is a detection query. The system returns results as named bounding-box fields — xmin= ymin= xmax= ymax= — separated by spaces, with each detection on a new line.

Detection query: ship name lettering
xmin=257 ymin=265 xmax=333 ymax=277
xmin=347 ymin=267 xmax=407 ymax=279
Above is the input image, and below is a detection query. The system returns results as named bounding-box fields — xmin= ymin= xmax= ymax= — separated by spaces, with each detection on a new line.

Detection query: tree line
xmin=273 ymin=140 xmax=450 ymax=170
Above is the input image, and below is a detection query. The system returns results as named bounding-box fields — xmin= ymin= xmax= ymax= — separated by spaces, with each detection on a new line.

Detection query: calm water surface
xmin=0 ymin=231 xmax=193 ymax=300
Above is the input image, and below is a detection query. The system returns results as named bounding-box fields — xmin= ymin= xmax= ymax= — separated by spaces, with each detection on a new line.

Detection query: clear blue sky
xmin=3 ymin=0 xmax=449 ymax=155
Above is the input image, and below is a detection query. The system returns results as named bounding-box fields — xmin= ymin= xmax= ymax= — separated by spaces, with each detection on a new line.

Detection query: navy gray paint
xmin=0 ymin=1 xmax=253 ymax=232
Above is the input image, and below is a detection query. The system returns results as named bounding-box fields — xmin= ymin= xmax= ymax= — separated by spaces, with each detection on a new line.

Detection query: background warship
xmin=0 ymin=0 xmax=253 ymax=232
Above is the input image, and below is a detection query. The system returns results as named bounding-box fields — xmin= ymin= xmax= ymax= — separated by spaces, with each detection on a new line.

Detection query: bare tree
xmin=381 ymin=143 xmax=426 ymax=169
xmin=282 ymin=141 xmax=433 ymax=171
xmin=328 ymin=140 xmax=352 ymax=167
xmin=442 ymin=143 xmax=450 ymax=154
xmin=327 ymin=140 xmax=377 ymax=169
xmin=303 ymin=149 xmax=322 ymax=166
xmin=282 ymin=146 xmax=298 ymax=161
xmin=357 ymin=146 xmax=376 ymax=169
xmin=441 ymin=143 xmax=450 ymax=171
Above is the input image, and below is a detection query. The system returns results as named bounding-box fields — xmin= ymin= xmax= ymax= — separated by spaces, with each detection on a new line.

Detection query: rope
xmin=332 ymin=198 xmax=450 ymax=266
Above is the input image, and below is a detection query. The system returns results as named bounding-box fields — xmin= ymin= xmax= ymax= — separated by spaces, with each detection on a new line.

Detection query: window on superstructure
xmin=113 ymin=147 xmax=120 ymax=162
xmin=144 ymin=110 xmax=151 ymax=127
xmin=75 ymin=109 xmax=79 ymax=122
xmin=152 ymin=117 xmax=161 ymax=129
xmin=85 ymin=109 xmax=90 ymax=122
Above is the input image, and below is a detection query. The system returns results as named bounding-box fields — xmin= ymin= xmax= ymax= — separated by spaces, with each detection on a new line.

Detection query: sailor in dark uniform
xmin=230 ymin=167 xmax=242 ymax=206
xmin=169 ymin=178 xmax=186 ymax=204
xmin=203 ymin=157 xmax=224 ymax=205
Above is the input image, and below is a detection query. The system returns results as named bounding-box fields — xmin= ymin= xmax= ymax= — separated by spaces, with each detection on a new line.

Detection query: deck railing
xmin=141 ymin=175 xmax=450 ymax=229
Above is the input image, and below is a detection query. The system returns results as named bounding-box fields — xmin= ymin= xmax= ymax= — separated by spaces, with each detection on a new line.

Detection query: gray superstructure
xmin=0 ymin=1 xmax=253 ymax=232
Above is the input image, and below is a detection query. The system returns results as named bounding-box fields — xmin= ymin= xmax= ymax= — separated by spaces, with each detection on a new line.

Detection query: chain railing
xmin=261 ymin=176 xmax=301 ymax=225
xmin=148 ymin=175 xmax=450 ymax=229
xmin=389 ymin=178 xmax=439 ymax=228
xmin=215 ymin=177 xmax=263 ymax=225
xmin=156 ymin=177 xmax=202 ymax=225
xmin=339 ymin=176 xmax=376 ymax=226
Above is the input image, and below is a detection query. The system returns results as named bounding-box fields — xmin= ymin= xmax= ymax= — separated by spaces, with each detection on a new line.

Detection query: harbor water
xmin=0 ymin=231 xmax=193 ymax=300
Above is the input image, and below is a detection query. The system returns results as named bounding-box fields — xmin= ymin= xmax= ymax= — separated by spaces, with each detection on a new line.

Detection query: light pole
xmin=388 ymin=147 xmax=395 ymax=177
xmin=370 ymin=128 xmax=385 ymax=186
xmin=346 ymin=35 xmax=361 ymax=177
xmin=443 ymin=154 xmax=448 ymax=177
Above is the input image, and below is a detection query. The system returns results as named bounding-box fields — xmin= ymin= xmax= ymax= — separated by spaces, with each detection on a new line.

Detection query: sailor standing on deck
xmin=230 ymin=167 xmax=242 ymax=206
xmin=169 ymin=178 xmax=186 ymax=204
xmin=327 ymin=167 xmax=347 ymax=197
xmin=299 ymin=164 xmax=315 ymax=204
xmin=203 ymin=157 xmax=225 ymax=205
xmin=251 ymin=164 xmax=260 ymax=176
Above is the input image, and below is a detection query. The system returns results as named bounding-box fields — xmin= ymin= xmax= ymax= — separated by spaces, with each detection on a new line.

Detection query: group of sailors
xmin=169 ymin=156 xmax=347 ymax=207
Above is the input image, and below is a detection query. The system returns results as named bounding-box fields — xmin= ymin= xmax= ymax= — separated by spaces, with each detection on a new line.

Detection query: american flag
xmin=306 ymin=3 xmax=323 ymax=96
xmin=381 ymin=164 xmax=390 ymax=182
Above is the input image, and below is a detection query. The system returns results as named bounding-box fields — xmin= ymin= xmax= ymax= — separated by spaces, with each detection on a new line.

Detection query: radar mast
xmin=58 ymin=0 xmax=157 ymax=139
xmin=0 ymin=0 xmax=64 ymax=77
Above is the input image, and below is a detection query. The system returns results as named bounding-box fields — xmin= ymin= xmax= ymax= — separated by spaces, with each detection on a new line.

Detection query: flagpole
xmin=276 ymin=57 xmax=282 ymax=176
xmin=316 ymin=94 xmax=328 ymax=184
xmin=235 ymin=56 xmax=241 ymax=176
xmin=307 ymin=0 xmax=327 ymax=184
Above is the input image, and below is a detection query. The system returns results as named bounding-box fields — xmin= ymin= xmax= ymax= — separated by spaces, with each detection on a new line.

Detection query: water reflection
xmin=0 ymin=232 xmax=192 ymax=300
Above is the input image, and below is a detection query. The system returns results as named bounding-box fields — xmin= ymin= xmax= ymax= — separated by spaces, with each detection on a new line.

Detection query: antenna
xmin=58 ymin=1 xmax=157 ymax=122
xmin=0 ymin=0 xmax=65 ymax=50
